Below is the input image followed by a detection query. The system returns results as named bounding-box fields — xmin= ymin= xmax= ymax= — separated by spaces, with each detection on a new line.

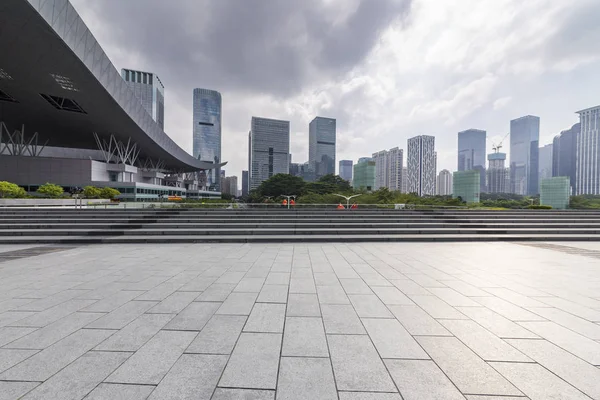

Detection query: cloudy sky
xmin=71 ymin=0 xmax=600 ymax=181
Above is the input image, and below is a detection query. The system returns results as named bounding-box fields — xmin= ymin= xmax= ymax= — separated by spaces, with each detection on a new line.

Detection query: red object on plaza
xmin=337 ymin=203 xmax=345 ymax=210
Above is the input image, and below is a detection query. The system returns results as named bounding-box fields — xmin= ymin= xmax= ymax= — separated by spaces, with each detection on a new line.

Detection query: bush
xmin=99 ymin=187 xmax=120 ymax=199
xmin=0 ymin=181 xmax=26 ymax=198
xmin=83 ymin=186 xmax=102 ymax=198
xmin=37 ymin=183 xmax=64 ymax=198
xmin=528 ymin=205 xmax=552 ymax=209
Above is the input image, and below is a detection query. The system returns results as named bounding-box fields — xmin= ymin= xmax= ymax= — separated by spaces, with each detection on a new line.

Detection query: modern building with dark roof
xmin=0 ymin=0 xmax=225 ymax=201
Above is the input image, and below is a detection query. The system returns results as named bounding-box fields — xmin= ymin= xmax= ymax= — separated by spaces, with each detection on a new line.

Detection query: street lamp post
xmin=333 ymin=194 xmax=362 ymax=209
xmin=282 ymin=195 xmax=296 ymax=209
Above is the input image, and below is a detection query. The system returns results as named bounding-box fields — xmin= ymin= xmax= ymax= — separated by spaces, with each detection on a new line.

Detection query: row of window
xmin=123 ymin=69 xmax=153 ymax=85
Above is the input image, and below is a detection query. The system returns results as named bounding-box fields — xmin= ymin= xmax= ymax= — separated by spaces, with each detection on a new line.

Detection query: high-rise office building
xmin=458 ymin=129 xmax=486 ymax=192
xmin=553 ymin=123 xmax=580 ymax=194
xmin=241 ymin=170 xmax=249 ymax=198
xmin=407 ymin=135 xmax=436 ymax=196
xmin=221 ymin=176 xmax=238 ymax=196
xmin=538 ymin=143 xmax=553 ymax=184
xmin=249 ymin=117 xmax=290 ymax=190
xmin=372 ymin=150 xmax=388 ymax=190
xmin=353 ymin=159 xmax=376 ymax=191
xmin=576 ymin=106 xmax=600 ymax=195
xmin=309 ymin=117 xmax=336 ymax=180
xmin=387 ymin=147 xmax=403 ymax=192
xmin=437 ymin=169 xmax=453 ymax=195
xmin=193 ymin=89 xmax=222 ymax=190
xmin=487 ymin=152 xmax=509 ymax=193
xmin=372 ymin=148 xmax=403 ymax=191
xmin=121 ymin=69 xmax=165 ymax=129
xmin=401 ymin=167 xmax=408 ymax=193
xmin=510 ymin=115 xmax=540 ymax=195
xmin=339 ymin=160 xmax=353 ymax=182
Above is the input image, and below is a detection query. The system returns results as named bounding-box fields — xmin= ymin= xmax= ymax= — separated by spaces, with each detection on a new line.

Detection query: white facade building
xmin=576 ymin=106 xmax=600 ymax=194
xmin=437 ymin=169 xmax=453 ymax=195
xmin=372 ymin=147 xmax=403 ymax=191
xmin=407 ymin=135 xmax=436 ymax=196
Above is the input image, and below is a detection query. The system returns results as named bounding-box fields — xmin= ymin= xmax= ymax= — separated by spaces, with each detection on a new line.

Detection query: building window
xmin=137 ymin=71 xmax=141 ymax=83
xmin=149 ymin=74 xmax=153 ymax=85
xmin=143 ymin=73 xmax=147 ymax=84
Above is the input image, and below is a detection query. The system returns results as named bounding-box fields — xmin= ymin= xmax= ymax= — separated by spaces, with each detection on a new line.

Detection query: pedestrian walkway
xmin=0 ymin=242 xmax=599 ymax=399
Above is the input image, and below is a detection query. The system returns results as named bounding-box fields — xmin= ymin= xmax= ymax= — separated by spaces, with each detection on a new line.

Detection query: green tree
xmin=221 ymin=193 xmax=234 ymax=201
xmin=99 ymin=187 xmax=120 ymax=199
xmin=0 ymin=181 xmax=26 ymax=198
xmin=82 ymin=186 xmax=101 ymax=198
xmin=256 ymin=174 xmax=306 ymax=199
xmin=317 ymin=174 xmax=352 ymax=192
xmin=37 ymin=183 xmax=64 ymax=198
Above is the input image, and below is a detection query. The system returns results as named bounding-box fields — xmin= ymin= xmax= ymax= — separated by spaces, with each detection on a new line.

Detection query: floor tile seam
xmin=507 ymin=333 xmax=600 ymax=366
xmin=487 ymin=358 xmax=595 ymax=400
xmin=336 ymin=284 xmax=402 ymax=397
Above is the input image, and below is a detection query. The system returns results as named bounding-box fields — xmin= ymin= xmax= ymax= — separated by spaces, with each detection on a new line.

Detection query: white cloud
xmin=493 ymin=97 xmax=512 ymax=111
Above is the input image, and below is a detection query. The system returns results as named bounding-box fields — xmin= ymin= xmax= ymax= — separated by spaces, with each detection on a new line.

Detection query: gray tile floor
xmin=1 ymin=242 xmax=600 ymax=399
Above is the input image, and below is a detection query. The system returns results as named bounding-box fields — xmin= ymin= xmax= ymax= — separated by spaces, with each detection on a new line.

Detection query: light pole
xmin=333 ymin=193 xmax=362 ymax=209
xmin=282 ymin=195 xmax=296 ymax=209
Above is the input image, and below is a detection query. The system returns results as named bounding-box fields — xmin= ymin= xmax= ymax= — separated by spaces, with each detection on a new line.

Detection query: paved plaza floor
xmin=1 ymin=242 xmax=600 ymax=399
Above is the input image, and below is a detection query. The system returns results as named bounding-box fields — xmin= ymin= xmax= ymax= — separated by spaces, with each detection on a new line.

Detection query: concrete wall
xmin=0 ymin=155 xmax=94 ymax=186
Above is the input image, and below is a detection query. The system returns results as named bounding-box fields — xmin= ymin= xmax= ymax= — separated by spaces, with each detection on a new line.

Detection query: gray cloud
xmin=77 ymin=0 xmax=411 ymax=97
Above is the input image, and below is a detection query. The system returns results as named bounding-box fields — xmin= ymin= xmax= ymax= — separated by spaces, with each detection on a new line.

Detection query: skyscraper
xmin=193 ymin=89 xmax=222 ymax=190
xmin=249 ymin=117 xmax=290 ymax=190
xmin=458 ymin=129 xmax=486 ymax=192
xmin=437 ymin=169 xmax=453 ymax=195
xmin=407 ymin=135 xmax=436 ymax=196
xmin=339 ymin=160 xmax=353 ymax=182
xmin=401 ymin=167 xmax=408 ymax=193
xmin=372 ymin=148 xmax=403 ymax=191
xmin=576 ymin=106 xmax=600 ymax=195
xmin=510 ymin=115 xmax=540 ymax=195
xmin=242 ymin=170 xmax=249 ymax=198
xmin=487 ymin=152 xmax=509 ymax=193
xmin=372 ymin=150 xmax=388 ymax=190
xmin=538 ymin=143 xmax=553 ymax=184
xmin=387 ymin=147 xmax=403 ymax=192
xmin=553 ymin=123 xmax=579 ymax=194
xmin=309 ymin=117 xmax=336 ymax=180
xmin=121 ymin=69 xmax=165 ymax=129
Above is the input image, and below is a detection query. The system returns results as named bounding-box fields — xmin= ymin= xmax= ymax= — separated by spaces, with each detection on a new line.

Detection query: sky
xmin=70 ymin=0 xmax=600 ymax=183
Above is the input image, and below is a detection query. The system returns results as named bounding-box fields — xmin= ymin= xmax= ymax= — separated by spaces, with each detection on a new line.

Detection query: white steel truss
xmin=93 ymin=132 xmax=140 ymax=165
xmin=0 ymin=122 xmax=48 ymax=156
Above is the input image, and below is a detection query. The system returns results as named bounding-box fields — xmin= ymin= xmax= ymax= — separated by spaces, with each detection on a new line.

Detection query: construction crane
xmin=492 ymin=132 xmax=510 ymax=153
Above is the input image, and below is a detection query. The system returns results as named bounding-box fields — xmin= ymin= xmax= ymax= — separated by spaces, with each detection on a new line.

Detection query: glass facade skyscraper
xmin=249 ymin=117 xmax=290 ymax=190
xmin=510 ymin=115 xmax=540 ymax=195
xmin=576 ymin=106 xmax=600 ymax=195
xmin=193 ymin=89 xmax=222 ymax=191
xmin=538 ymin=143 xmax=553 ymax=184
xmin=458 ymin=129 xmax=486 ymax=192
xmin=309 ymin=117 xmax=336 ymax=180
xmin=540 ymin=177 xmax=570 ymax=209
xmin=552 ymin=123 xmax=579 ymax=194
xmin=407 ymin=135 xmax=436 ymax=196
xmin=121 ymin=69 xmax=165 ymax=130
xmin=339 ymin=160 xmax=353 ymax=182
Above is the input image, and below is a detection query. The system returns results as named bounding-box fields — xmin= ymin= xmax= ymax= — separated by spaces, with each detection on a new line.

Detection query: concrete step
xmin=1 ymin=233 xmax=600 ymax=244
xmin=5 ymin=227 xmax=600 ymax=236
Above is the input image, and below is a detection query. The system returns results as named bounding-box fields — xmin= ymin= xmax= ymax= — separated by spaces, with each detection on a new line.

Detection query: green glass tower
xmin=540 ymin=177 xmax=570 ymax=209
xmin=452 ymin=170 xmax=480 ymax=203
xmin=352 ymin=159 xmax=376 ymax=191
